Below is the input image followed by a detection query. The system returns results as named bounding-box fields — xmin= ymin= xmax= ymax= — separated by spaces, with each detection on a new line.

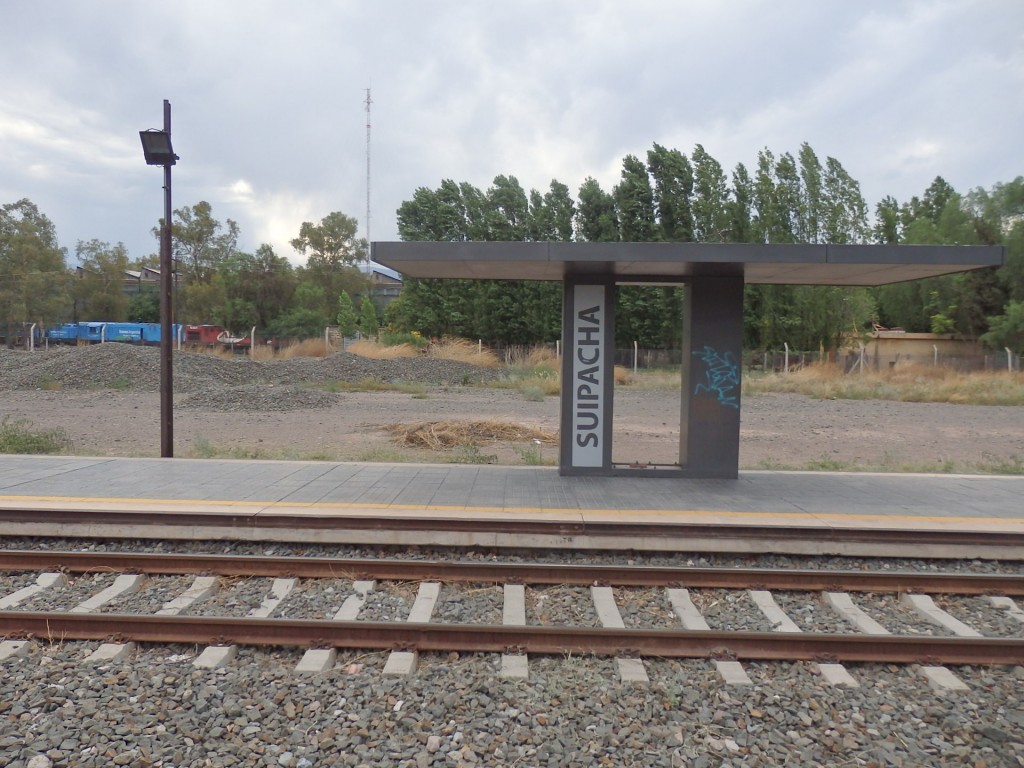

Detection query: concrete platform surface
xmin=0 ymin=455 xmax=1021 ymax=535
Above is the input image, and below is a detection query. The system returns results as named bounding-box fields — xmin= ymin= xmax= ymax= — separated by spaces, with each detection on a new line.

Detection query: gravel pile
xmin=0 ymin=345 xmax=500 ymax=401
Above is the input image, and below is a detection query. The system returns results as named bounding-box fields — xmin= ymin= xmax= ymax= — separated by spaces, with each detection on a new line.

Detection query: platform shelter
xmin=372 ymin=242 xmax=1004 ymax=479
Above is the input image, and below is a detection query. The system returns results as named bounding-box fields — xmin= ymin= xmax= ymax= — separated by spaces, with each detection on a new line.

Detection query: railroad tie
xmin=194 ymin=578 xmax=297 ymax=669
xmin=590 ymin=586 xmax=649 ymax=684
xmin=747 ymin=590 xmax=859 ymax=687
xmin=295 ymin=580 xmax=376 ymax=675
xmin=989 ymin=596 xmax=1024 ymax=625
xmin=500 ymin=584 xmax=529 ymax=680
xmin=383 ymin=582 xmax=440 ymax=676
xmin=667 ymin=588 xmax=752 ymax=686
xmin=72 ymin=574 xmax=144 ymax=664
xmin=823 ymin=592 xmax=970 ymax=693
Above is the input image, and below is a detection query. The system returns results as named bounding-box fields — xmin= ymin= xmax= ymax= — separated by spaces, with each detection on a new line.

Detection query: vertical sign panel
xmin=571 ymin=284 xmax=606 ymax=467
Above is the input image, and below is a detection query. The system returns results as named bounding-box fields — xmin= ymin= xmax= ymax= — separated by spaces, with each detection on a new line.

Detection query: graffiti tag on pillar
xmin=692 ymin=346 xmax=739 ymax=409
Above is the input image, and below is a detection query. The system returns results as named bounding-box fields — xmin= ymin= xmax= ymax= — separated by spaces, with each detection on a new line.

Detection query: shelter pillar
xmin=679 ymin=275 xmax=744 ymax=478
xmin=559 ymin=279 xmax=615 ymax=475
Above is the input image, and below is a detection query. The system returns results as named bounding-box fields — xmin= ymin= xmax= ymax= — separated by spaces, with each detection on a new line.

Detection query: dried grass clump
xmin=505 ymin=345 xmax=559 ymax=369
xmin=613 ymin=365 xmax=632 ymax=385
xmin=427 ymin=338 xmax=501 ymax=368
xmin=748 ymin=361 xmax=1024 ymax=405
xmin=348 ymin=340 xmax=419 ymax=359
xmin=383 ymin=419 xmax=557 ymax=450
xmin=275 ymin=339 xmax=333 ymax=359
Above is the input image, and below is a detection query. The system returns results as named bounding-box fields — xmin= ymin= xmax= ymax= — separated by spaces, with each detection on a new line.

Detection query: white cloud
xmin=0 ymin=0 xmax=1021 ymax=260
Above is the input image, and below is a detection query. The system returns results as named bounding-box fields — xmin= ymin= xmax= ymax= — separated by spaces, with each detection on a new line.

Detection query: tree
xmin=0 ymin=199 xmax=68 ymax=339
xmin=613 ymin=155 xmax=655 ymax=241
xmin=690 ymin=144 xmax=730 ymax=242
xmin=646 ymin=143 xmax=694 ymax=242
xmin=73 ymin=240 xmax=130 ymax=320
xmin=575 ymin=177 xmax=618 ymax=243
xmin=220 ymin=244 xmax=297 ymax=331
xmin=528 ymin=180 xmax=575 ymax=241
xmin=336 ymin=291 xmax=357 ymax=337
xmin=485 ymin=176 xmax=529 ymax=240
xmin=290 ymin=211 xmax=366 ymax=270
xmin=167 ymin=201 xmax=239 ymax=284
xmin=357 ymin=296 xmax=379 ymax=338
xmin=268 ymin=281 xmax=328 ymax=339
xmin=127 ymin=290 xmax=159 ymax=323
xmin=981 ymin=300 xmax=1024 ymax=354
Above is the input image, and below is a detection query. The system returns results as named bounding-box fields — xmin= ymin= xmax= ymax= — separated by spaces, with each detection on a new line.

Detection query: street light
xmin=139 ymin=100 xmax=179 ymax=458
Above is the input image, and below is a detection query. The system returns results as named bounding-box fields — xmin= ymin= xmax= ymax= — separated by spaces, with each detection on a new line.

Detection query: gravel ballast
xmin=1 ymin=540 xmax=1022 ymax=766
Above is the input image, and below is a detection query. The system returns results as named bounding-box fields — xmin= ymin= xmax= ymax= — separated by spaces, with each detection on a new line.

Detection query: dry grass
xmin=347 ymin=340 xmax=418 ymax=359
xmin=746 ymin=361 xmax=1024 ymax=405
xmin=278 ymin=339 xmax=334 ymax=358
xmin=504 ymin=345 xmax=559 ymax=369
xmin=382 ymin=419 xmax=557 ymax=450
xmin=427 ymin=338 xmax=501 ymax=368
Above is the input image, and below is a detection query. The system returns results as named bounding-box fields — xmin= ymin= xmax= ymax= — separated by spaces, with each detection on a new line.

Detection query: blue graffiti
xmin=692 ymin=345 xmax=739 ymax=409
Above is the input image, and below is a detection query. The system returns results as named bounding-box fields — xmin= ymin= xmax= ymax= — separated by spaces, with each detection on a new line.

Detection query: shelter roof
xmin=371 ymin=242 xmax=1004 ymax=286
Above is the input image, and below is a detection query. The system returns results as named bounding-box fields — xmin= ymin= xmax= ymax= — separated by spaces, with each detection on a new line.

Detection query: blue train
xmin=45 ymin=322 xmax=184 ymax=345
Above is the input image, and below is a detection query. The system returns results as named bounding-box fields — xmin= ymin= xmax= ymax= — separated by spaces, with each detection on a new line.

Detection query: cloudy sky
xmin=2 ymin=1 xmax=1021 ymax=265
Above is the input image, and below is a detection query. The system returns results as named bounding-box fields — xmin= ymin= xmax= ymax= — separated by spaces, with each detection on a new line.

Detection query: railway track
xmin=2 ymin=550 xmax=1022 ymax=671
xmin=1 ymin=506 xmax=1022 ymax=558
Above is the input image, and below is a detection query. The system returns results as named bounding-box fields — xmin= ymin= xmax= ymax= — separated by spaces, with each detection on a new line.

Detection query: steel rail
xmin=0 ymin=507 xmax=1020 ymax=551
xmin=1 ymin=611 xmax=1020 ymax=665
xmin=1 ymin=550 xmax=1021 ymax=595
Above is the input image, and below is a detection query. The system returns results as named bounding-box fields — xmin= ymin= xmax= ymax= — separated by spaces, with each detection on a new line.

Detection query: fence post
xmin=784 ymin=342 xmax=789 ymax=373
xmin=1008 ymin=347 xmax=1014 ymax=373
xmin=933 ymin=344 xmax=938 ymax=367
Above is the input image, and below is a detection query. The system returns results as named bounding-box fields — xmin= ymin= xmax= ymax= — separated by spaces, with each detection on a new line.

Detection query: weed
xmin=452 ymin=445 xmax=498 ymax=464
xmin=38 ymin=375 xmax=61 ymax=391
xmin=513 ymin=441 xmax=546 ymax=466
xmin=520 ymin=385 xmax=546 ymax=402
xmin=191 ymin=436 xmax=216 ymax=458
xmin=0 ymin=418 xmax=71 ymax=454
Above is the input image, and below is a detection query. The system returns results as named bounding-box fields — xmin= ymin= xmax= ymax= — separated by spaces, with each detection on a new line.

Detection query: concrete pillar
xmin=680 ymin=275 xmax=744 ymax=478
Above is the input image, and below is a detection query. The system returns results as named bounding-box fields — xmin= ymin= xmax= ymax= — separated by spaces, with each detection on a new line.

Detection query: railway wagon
xmin=45 ymin=322 xmax=183 ymax=345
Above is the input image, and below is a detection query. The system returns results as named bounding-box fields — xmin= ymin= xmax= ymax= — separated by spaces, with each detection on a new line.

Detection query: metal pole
xmin=160 ymin=99 xmax=174 ymax=458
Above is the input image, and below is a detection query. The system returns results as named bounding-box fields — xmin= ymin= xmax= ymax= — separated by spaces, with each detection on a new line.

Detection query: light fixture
xmin=139 ymin=129 xmax=177 ymax=166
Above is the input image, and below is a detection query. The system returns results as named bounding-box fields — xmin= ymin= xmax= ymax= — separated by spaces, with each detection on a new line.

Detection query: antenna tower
xmin=364 ymin=87 xmax=372 ymax=267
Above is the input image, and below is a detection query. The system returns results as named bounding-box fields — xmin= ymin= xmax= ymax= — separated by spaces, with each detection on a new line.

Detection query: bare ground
xmin=3 ymin=387 xmax=1023 ymax=472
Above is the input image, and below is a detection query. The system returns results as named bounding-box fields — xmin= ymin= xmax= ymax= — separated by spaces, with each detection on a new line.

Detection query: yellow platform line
xmin=0 ymin=494 xmax=1021 ymax=528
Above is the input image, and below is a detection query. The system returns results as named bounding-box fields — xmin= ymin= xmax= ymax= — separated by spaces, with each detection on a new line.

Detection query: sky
xmin=2 ymin=1 xmax=1022 ymax=266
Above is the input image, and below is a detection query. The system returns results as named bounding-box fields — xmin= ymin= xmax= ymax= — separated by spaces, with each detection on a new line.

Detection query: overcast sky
xmin=2 ymin=1 xmax=1021 ymax=265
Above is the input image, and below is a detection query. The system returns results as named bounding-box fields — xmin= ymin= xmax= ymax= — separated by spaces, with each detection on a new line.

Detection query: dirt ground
xmin=3 ymin=387 xmax=1023 ymax=472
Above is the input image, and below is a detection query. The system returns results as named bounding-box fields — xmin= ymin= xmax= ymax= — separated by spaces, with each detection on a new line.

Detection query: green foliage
xmin=74 ymin=240 xmax=131 ymax=320
xmin=357 ymin=296 xmax=379 ymax=339
xmin=0 ymin=417 xmax=71 ymax=454
xmin=336 ymin=291 xmax=357 ymax=337
xmin=981 ymin=300 xmax=1024 ymax=353
xmin=167 ymin=201 xmax=239 ymax=284
xmin=0 ymin=199 xmax=69 ymax=330
xmin=219 ymin=244 xmax=297 ymax=331
xmin=127 ymin=289 xmax=160 ymax=323
xmin=291 ymin=211 xmax=366 ymax=270
xmin=268 ymin=281 xmax=328 ymax=339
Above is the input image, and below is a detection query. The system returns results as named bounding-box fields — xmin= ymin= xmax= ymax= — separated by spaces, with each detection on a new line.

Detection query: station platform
xmin=0 ymin=455 xmax=1022 ymax=557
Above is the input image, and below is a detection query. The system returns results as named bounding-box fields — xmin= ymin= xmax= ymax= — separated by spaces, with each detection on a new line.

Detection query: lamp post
xmin=139 ymin=100 xmax=178 ymax=458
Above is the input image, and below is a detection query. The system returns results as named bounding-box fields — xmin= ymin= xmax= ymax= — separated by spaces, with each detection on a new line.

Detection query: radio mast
xmin=364 ymin=87 xmax=372 ymax=268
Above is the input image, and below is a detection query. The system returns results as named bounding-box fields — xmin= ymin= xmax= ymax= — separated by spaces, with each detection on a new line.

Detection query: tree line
xmin=389 ymin=143 xmax=1023 ymax=353
xmin=2 ymin=141 xmax=1022 ymax=352
xmin=0 ymin=201 xmax=378 ymax=342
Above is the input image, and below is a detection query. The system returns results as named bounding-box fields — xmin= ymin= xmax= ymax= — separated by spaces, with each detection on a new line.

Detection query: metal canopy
xmin=372 ymin=242 xmax=1004 ymax=286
